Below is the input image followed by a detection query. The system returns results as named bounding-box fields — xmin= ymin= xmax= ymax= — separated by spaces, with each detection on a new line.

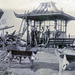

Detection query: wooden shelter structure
xmin=14 ymin=2 xmax=75 ymax=47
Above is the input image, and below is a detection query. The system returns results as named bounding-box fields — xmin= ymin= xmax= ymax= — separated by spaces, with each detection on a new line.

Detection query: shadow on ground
xmin=10 ymin=62 xmax=59 ymax=72
xmin=66 ymin=62 xmax=75 ymax=71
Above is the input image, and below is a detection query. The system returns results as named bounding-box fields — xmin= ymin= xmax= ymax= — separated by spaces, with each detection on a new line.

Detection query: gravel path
xmin=0 ymin=48 xmax=75 ymax=75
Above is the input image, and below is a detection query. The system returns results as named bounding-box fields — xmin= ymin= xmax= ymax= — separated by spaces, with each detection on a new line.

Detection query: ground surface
xmin=0 ymin=48 xmax=75 ymax=75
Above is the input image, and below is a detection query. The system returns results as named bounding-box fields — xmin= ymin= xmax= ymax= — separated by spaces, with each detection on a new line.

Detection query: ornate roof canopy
xmin=14 ymin=2 xmax=75 ymax=21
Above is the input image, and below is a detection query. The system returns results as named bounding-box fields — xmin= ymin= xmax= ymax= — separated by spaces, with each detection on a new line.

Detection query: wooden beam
xmin=27 ymin=20 xmax=29 ymax=45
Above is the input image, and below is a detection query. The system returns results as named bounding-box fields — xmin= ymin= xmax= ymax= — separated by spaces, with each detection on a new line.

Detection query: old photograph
xmin=0 ymin=0 xmax=75 ymax=75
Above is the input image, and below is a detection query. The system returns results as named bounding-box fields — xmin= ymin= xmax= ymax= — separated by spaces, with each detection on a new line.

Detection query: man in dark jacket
xmin=31 ymin=27 xmax=37 ymax=47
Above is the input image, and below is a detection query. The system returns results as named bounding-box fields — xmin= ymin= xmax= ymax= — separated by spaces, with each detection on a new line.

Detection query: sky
xmin=0 ymin=0 xmax=75 ymax=11
xmin=0 ymin=0 xmax=75 ymax=37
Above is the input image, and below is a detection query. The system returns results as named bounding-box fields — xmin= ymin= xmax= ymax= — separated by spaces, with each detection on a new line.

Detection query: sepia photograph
xmin=0 ymin=0 xmax=75 ymax=75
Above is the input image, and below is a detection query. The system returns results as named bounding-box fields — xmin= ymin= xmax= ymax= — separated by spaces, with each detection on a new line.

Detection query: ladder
xmin=18 ymin=11 xmax=30 ymax=38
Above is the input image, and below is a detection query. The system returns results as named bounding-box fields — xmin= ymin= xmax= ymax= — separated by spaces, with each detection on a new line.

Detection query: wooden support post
xmin=39 ymin=21 xmax=41 ymax=31
xmin=65 ymin=21 xmax=67 ymax=38
xmin=63 ymin=21 xmax=64 ymax=32
xmin=39 ymin=21 xmax=41 ymax=43
xmin=34 ymin=20 xmax=37 ymax=45
xmin=58 ymin=20 xmax=60 ymax=31
xmin=30 ymin=20 xmax=32 ymax=46
xmin=44 ymin=21 xmax=46 ymax=44
xmin=27 ymin=20 xmax=29 ymax=45
xmin=19 ymin=57 xmax=22 ymax=64
xmin=55 ymin=20 xmax=57 ymax=48
xmin=55 ymin=20 xmax=57 ymax=30
xmin=61 ymin=20 xmax=62 ymax=31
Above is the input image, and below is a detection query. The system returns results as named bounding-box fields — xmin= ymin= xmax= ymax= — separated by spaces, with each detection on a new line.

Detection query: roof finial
xmin=61 ymin=8 xmax=63 ymax=12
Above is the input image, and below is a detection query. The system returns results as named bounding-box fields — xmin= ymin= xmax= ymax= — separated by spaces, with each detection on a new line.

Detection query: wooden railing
xmin=48 ymin=38 xmax=75 ymax=45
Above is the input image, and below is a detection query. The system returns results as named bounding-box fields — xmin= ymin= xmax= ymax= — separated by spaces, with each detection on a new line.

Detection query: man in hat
xmin=31 ymin=26 xmax=37 ymax=47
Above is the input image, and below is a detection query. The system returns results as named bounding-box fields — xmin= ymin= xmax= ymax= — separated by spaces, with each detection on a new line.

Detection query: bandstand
xmin=14 ymin=2 xmax=75 ymax=47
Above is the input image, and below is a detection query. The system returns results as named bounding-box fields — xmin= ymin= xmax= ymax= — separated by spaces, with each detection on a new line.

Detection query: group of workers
xmin=30 ymin=26 xmax=51 ymax=47
xmin=30 ymin=25 xmax=62 ymax=47
xmin=4 ymin=25 xmax=60 ymax=48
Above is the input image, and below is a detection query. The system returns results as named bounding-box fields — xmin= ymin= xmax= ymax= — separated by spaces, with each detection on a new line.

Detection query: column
xmin=30 ymin=20 xmax=32 ymax=46
xmin=39 ymin=21 xmax=41 ymax=43
xmin=55 ymin=20 xmax=57 ymax=30
xmin=39 ymin=21 xmax=41 ymax=31
xmin=27 ymin=19 xmax=29 ymax=45
xmin=65 ymin=21 xmax=67 ymax=38
xmin=61 ymin=20 xmax=62 ymax=31
xmin=55 ymin=20 xmax=57 ymax=48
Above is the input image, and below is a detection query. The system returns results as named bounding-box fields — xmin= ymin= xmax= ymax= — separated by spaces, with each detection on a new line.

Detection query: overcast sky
xmin=0 ymin=0 xmax=75 ymax=11
xmin=0 ymin=0 xmax=75 ymax=37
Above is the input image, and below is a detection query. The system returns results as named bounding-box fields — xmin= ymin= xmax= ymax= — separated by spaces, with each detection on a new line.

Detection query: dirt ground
xmin=0 ymin=48 xmax=75 ymax=75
